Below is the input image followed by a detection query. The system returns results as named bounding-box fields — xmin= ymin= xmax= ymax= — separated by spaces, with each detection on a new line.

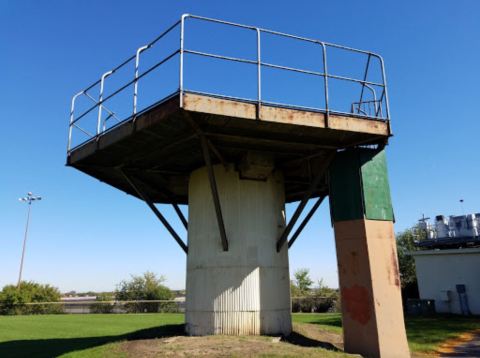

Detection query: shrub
xmin=291 ymin=296 xmax=337 ymax=313
xmin=0 ymin=281 xmax=62 ymax=315
xmin=123 ymin=301 xmax=179 ymax=313
xmin=89 ymin=302 xmax=115 ymax=314
xmin=115 ymin=272 xmax=173 ymax=301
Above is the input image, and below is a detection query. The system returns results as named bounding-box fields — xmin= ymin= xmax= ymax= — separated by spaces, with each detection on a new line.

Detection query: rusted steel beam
xmin=172 ymin=203 xmax=188 ymax=230
xmin=287 ymin=194 xmax=326 ymax=249
xmin=199 ymin=135 xmax=229 ymax=251
xmin=119 ymin=168 xmax=188 ymax=254
xmin=276 ymin=151 xmax=335 ymax=252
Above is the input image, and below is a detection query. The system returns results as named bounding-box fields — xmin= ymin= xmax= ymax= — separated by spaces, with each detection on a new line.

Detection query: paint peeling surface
xmin=342 ymin=285 xmax=372 ymax=325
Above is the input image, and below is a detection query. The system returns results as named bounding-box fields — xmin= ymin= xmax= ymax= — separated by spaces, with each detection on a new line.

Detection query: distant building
xmin=412 ymin=214 xmax=480 ymax=315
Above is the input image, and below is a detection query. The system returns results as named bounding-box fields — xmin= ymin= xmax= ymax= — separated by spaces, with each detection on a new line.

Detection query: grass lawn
xmin=0 ymin=313 xmax=184 ymax=358
xmin=0 ymin=313 xmax=479 ymax=357
xmin=293 ymin=313 xmax=480 ymax=353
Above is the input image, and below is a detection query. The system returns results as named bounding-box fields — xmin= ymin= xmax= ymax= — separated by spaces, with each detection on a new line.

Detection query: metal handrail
xmin=68 ymin=14 xmax=390 ymax=153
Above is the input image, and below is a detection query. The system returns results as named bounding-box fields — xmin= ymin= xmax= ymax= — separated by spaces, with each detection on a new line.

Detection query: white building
xmin=411 ymin=248 xmax=480 ymax=315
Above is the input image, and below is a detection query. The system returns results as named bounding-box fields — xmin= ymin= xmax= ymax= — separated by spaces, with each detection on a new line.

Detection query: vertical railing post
xmin=320 ymin=42 xmax=329 ymax=127
xmin=133 ymin=45 xmax=150 ymax=118
xmin=179 ymin=14 xmax=188 ymax=108
xmin=357 ymin=53 xmax=371 ymax=114
xmin=256 ymin=28 xmax=262 ymax=118
xmin=68 ymin=91 xmax=83 ymax=153
xmin=376 ymin=55 xmax=390 ymax=120
xmin=97 ymin=70 xmax=113 ymax=135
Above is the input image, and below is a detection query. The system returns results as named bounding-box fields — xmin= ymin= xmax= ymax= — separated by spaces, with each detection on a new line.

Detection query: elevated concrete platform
xmin=67 ymin=92 xmax=390 ymax=204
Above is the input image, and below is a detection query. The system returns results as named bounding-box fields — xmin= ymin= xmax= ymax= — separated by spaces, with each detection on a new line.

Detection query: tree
xmin=115 ymin=272 xmax=173 ymax=301
xmin=396 ymin=225 xmax=425 ymax=300
xmin=313 ymin=279 xmax=338 ymax=298
xmin=0 ymin=281 xmax=61 ymax=314
xmin=293 ymin=268 xmax=313 ymax=296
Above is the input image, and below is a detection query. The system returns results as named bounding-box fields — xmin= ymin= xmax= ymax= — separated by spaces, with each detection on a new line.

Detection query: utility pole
xmin=18 ymin=192 xmax=42 ymax=287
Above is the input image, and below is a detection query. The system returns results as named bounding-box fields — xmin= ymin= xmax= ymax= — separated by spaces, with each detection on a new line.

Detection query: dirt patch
xmin=119 ymin=323 xmax=356 ymax=357
xmin=438 ymin=329 xmax=480 ymax=357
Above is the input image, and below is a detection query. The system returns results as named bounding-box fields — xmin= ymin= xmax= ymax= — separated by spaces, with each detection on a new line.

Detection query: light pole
xmin=18 ymin=192 xmax=42 ymax=287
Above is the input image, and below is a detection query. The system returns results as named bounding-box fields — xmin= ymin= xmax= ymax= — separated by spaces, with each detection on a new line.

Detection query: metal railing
xmin=68 ymin=14 xmax=390 ymax=153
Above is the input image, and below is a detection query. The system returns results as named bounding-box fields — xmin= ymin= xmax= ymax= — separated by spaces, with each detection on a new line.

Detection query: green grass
xmin=292 ymin=313 xmax=343 ymax=334
xmin=0 ymin=313 xmax=479 ymax=357
xmin=294 ymin=313 xmax=480 ymax=353
xmin=405 ymin=315 xmax=480 ymax=352
xmin=0 ymin=313 xmax=184 ymax=358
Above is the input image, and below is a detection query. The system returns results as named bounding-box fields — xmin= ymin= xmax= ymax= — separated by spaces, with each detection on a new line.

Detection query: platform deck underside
xmin=67 ymin=93 xmax=390 ymax=204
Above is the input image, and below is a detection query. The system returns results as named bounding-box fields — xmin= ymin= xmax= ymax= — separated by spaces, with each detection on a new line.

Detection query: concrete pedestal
xmin=330 ymin=149 xmax=410 ymax=358
xmin=334 ymin=220 xmax=410 ymax=357
xmin=185 ymin=164 xmax=291 ymax=335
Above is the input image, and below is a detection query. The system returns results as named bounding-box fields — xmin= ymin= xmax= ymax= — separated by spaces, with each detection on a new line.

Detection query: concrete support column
xmin=329 ymin=149 xmax=410 ymax=358
xmin=186 ymin=163 xmax=291 ymax=336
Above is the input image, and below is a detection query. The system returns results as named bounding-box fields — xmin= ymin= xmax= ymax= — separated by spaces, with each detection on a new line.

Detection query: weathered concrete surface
xmin=334 ymin=220 xmax=410 ymax=358
xmin=412 ymin=248 xmax=480 ymax=315
xmin=186 ymin=164 xmax=291 ymax=336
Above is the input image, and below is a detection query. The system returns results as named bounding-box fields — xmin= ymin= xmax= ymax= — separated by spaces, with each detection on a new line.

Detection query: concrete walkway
xmin=441 ymin=332 xmax=480 ymax=357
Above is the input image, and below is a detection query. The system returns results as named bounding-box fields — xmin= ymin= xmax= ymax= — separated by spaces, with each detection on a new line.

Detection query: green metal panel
xmin=329 ymin=149 xmax=393 ymax=222
xmin=360 ymin=150 xmax=394 ymax=221
xmin=329 ymin=150 xmax=364 ymax=222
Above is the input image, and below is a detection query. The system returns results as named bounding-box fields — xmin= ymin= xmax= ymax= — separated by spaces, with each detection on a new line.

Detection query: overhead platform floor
xmin=67 ymin=92 xmax=391 ymax=204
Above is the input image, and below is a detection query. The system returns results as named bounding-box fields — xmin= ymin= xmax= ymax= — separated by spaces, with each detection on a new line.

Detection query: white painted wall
xmin=186 ymin=164 xmax=291 ymax=335
xmin=412 ymin=248 xmax=480 ymax=315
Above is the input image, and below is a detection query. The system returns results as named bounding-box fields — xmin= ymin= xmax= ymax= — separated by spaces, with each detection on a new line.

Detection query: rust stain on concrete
xmin=343 ymin=285 xmax=371 ymax=325
xmin=390 ymin=248 xmax=401 ymax=288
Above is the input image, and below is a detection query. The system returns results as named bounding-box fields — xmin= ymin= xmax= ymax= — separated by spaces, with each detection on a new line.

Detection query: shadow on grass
xmin=0 ymin=324 xmax=184 ymax=358
xmin=285 ymin=331 xmax=340 ymax=351
xmin=295 ymin=315 xmax=343 ymax=330
xmin=0 ymin=322 xmax=347 ymax=357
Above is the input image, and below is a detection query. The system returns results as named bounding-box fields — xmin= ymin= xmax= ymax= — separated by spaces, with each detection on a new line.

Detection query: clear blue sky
xmin=1 ymin=0 xmax=479 ymax=292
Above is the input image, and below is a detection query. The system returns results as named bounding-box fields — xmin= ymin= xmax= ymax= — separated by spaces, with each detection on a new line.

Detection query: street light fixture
xmin=17 ymin=192 xmax=42 ymax=287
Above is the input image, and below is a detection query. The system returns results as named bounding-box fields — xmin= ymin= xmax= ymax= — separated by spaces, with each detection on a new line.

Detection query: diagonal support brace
xmin=172 ymin=203 xmax=188 ymax=230
xmin=200 ymin=135 xmax=229 ymax=251
xmin=287 ymin=194 xmax=327 ymax=249
xmin=119 ymin=168 xmax=188 ymax=254
xmin=276 ymin=151 xmax=335 ymax=252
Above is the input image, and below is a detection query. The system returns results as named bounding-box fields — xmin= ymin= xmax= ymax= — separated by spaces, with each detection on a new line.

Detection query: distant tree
xmin=0 ymin=281 xmax=61 ymax=314
xmin=293 ymin=268 xmax=313 ymax=296
xmin=396 ymin=225 xmax=425 ymax=300
xmin=396 ymin=227 xmax=420 ymax=288
xmin=96 ymin=292 xmax=114 ymax=301
xmin=115 ymin=272 xmax=173 ymax=301
xmin=313 ymin=279 xmax=338 ymax=298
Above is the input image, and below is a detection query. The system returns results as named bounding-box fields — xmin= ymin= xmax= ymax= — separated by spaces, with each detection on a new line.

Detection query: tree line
xmin=1 ymin=225 xmax=421 ymax=314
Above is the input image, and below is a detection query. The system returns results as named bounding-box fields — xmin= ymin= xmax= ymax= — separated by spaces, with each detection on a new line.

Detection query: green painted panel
xmin=360 ymin=150 xmax=394 ymax=221
xmin=329 ymin=149 xmax=393 ymax=222
xmin=329 ymin=150 xmax=363 ymax=222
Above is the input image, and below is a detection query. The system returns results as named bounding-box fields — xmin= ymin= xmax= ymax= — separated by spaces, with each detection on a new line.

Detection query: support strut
xmin=119 ymin=168 xmax=188 ymax=254
xmin=276 ymin=151 xmax=335 ymax=252
xmin=287 ymin=194 xmax=326 ymax=249
xmin=199 ymin=135 xmax=229 ymax=251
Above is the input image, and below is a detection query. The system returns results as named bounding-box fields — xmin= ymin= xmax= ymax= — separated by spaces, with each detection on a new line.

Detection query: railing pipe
xmin=373 ymin=54 xmax=390 ymax=119
xmin=319 ymin=42 xmax=329 ymax=124
xmin=133 ymin=45 xmax=150 ymax=116
xmin=97 ymin=70 xmax=113 ymax=135
xmin=256 ymin=28 xmax=262 ymax=110
xmin=179 ymin=14 xmax=188 ymax=108
xmin=358 ymin=54 xmax=371 ymax=108
xmin=68 ymin=91 xmax=84 ymax=152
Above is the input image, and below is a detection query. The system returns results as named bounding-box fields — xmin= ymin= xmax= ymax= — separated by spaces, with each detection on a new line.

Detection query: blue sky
xmin=1 ymin=0 xmax=479 ymax=292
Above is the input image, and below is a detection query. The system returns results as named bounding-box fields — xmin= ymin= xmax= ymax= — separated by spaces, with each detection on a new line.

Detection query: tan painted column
xmin=329 ymin=149 xmax=410 ymax=358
